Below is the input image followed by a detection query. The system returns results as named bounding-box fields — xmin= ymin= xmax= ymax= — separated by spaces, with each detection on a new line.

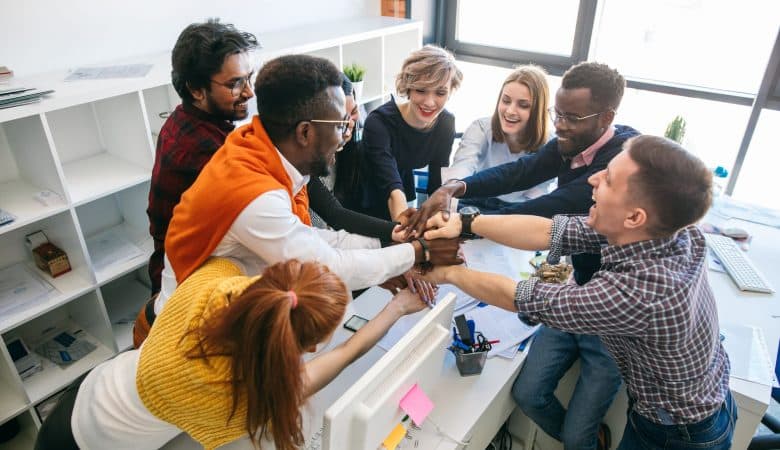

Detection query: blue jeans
xmin=512 ymin=327 xmax=622 ymax=449
xmin=617 ymin=391 xmax=736 ymax=450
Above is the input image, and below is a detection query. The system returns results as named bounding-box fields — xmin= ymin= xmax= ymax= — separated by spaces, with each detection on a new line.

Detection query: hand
xmin=425 ymin=237 xmax=464 ymax=266
xmin=423 ymin=212 xmax=462 ymax=240
xmin=389 ymin=288 xmax=429 ymax=316
xmin=391 ymin=208 xmax=418 ymax=242
xmin=404 ymin=270 xmax=438 ymax=306
xmin=415 ymin=264 xmax=458 ymax=285
xmin=379 ymin=274 xmax=409 ymax=295
xmin=405 ymin=184 xmax=460 ymax=238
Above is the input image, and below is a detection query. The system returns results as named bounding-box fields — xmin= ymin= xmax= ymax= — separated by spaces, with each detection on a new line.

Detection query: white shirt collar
xmin=276 ymin=147 xmax=310 ymax=195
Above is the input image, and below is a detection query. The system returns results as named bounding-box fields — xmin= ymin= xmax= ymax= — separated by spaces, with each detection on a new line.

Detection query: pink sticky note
xmin=399 ymin=383 xmax=434 ymax=425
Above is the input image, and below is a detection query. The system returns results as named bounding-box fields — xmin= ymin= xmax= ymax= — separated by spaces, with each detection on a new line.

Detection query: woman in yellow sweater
xmin=35 ymin=258 xmax=429 ymax=450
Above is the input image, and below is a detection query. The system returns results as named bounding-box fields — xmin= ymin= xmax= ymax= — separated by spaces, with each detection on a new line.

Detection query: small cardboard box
xmin=32 ymin=242 xmax=71 ymax=277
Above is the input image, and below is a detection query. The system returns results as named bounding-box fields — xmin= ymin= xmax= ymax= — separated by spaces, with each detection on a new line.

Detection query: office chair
xmin=748 ymin=341 xmax=780 ymax=449
xmin=413 ymin=131 xmax=463 ymax=204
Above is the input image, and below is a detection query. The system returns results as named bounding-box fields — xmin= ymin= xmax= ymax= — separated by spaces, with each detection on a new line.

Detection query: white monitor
xmin=323 ymin=292 xmax=455 ymax=450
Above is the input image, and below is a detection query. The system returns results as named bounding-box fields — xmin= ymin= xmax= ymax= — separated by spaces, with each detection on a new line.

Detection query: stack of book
xmin=0 ymin=86 xmax=54 ymax=109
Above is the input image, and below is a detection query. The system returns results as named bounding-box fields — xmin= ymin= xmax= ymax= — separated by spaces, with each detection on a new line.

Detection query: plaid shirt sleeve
xmin=514 ymin=273 xmax=652 ymax=336
xmin=516 ymin=215 xmax=650 ymax=335
xmin=547 ymin=215 xmax=605 ymax=264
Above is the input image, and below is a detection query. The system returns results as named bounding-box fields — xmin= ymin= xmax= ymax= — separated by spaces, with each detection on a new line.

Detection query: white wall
xmin=0 ymin=0 xmax=380 ymax=77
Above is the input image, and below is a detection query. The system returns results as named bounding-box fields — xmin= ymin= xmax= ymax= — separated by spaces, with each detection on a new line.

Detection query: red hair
xmin=188 ymin=259 xmax=349 ymax=450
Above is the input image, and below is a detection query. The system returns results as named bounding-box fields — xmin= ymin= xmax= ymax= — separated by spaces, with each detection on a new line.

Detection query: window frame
xmin=440 ymin=0 xmax=780 ymax=195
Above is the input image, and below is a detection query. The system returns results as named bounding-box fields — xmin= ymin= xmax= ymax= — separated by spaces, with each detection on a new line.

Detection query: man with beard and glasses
xmin=149 ymin=54 xmax=461 ymax=327
xmin=407 ymin=62 xmax=639 ymax=450
xmin=146 ymin=19 xmax=258 ymax=298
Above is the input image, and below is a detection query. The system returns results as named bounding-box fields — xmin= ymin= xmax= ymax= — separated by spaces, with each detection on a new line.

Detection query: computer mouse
xmin=722 ymin=227 xmax=749 ymax=240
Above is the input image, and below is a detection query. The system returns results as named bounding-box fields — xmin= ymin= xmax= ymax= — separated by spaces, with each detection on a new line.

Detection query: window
xmin=591 ymin=0 xmax=779 ymax=94
xmin=732 ymin=109 xmax=780 ymax=209
xmin=442 ymin=0 xmax=780 ymax=209
xmin=456 ymin=0 xmax=579 ymax=57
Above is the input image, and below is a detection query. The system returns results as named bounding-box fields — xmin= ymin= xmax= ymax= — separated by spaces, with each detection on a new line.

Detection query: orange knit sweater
xmin=166 ymin=116 xmax=311 ymax=283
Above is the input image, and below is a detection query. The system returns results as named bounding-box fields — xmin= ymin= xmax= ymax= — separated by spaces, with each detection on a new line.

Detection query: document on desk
xmin=720 ymin=323 xmax=779 ymax=388
xmin=462 ymin=239 xmax=522 ymax=279
xmin=465 ymin=305 xmax=540 ymax=358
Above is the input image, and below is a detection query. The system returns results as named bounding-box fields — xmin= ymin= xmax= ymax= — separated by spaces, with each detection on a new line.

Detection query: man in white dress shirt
xmin=154 ymin=54 xmax=461 ymax=317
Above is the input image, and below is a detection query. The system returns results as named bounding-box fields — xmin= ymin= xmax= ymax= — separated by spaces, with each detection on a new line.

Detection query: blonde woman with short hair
xmin=361 ymin=45 xmax=463 ymax=221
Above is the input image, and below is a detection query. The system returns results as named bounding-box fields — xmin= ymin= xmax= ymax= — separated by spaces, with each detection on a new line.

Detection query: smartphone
xmin=343 ymin=314 xmax=369 ymax=332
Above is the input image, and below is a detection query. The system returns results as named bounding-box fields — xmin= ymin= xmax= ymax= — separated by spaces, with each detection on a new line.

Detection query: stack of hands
xmin=381 ymin=189 xmax=467 ymax=307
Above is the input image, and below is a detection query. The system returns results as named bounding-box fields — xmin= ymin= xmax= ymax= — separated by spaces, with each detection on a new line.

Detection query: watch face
xmin=460 ymin=206 xmax=480 ymax=215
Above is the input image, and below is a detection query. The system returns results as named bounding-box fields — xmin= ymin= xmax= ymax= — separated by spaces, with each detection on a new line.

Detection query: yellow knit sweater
xmin=137 ymin=258 xmax=260 ymax=450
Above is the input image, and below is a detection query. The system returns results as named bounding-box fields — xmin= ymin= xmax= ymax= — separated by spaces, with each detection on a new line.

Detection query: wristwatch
xmin=460 ymin=206 xmax=480 ymax=239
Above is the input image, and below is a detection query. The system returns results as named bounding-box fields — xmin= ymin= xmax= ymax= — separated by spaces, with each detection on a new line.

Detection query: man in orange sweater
xmin=148 ymin=54 xmax=461 ymax=329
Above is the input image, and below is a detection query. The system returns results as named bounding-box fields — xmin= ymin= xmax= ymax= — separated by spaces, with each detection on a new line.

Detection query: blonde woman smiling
xmin=361 ymin=45 xmax=463 ymax=221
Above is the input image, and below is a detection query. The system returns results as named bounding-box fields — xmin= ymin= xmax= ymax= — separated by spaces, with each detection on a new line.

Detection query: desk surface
xmin=705 ymin=215 xmax=780 ymax=414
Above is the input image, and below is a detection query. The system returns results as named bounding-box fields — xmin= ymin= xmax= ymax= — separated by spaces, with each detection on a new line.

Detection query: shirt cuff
xmin=514 ymin=277 xmax=541 ymax=325
xmin=546 ymin=215 xmax=569 ymax=264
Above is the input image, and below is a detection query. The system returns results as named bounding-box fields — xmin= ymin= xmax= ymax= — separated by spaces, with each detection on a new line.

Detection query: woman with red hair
xmin=36 ymin=258 xmax=427 ymax=450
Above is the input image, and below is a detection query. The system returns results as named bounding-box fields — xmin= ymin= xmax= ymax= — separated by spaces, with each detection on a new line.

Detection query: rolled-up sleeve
xmin=230 ymin=191 xmax=414 ymax=290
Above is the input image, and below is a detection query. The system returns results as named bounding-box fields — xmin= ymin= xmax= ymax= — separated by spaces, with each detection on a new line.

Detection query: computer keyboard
xmin=705 ymin=233 xmax=774 ymax=293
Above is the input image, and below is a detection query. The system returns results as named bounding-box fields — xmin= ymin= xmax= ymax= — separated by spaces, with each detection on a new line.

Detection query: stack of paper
xmin=0 ymin=87 xmax=54 ymax=109
xmin=463 ymin=305 xmax=540 ymax=359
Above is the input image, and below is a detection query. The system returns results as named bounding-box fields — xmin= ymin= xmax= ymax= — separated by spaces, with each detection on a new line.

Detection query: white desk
xmin=705 ymin=216 xmax=780 ymax=448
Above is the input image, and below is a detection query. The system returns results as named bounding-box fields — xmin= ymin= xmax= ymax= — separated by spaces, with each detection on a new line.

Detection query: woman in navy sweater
xmin=361 ymin=45 xmax=463 ymax=221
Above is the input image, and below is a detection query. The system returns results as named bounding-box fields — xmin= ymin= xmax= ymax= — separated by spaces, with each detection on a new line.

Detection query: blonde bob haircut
xmin=395 ymin=45 xmax=463 ymax=97
xmin=491 ymin=65 xmax=550 ymax=152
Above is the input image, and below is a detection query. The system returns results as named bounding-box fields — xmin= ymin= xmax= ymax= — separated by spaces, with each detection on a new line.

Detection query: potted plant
xmin=664 ymin=115 xmax=686 ymax=144
xmin=343 ymin=62 xmax=366 ymax=100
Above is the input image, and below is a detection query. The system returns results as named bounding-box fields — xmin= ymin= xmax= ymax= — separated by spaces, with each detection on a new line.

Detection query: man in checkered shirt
xmin=421 ymin=135 xmax=735 ymax=449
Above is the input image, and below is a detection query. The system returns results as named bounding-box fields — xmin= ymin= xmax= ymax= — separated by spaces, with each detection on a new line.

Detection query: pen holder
xmin=454 ymin=349 xmax=487 ymax=376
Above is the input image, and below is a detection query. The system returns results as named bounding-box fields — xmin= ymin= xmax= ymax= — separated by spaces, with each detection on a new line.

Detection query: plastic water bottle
xmin=712 ymin=166 xmax=728 ymax=199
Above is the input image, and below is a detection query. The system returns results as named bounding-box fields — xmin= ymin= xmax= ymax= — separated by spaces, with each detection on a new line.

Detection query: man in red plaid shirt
xmin=146 ymin=19 xmax=258 ymax=295
xmin=421 ymin=135 xmax=735 ymax=450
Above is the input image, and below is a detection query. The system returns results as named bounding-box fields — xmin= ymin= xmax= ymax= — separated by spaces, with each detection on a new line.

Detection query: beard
xmin=205 ymin=94 xmax=250 ymax=122
xmin=310 ymin=153 xmax=331 ymax=178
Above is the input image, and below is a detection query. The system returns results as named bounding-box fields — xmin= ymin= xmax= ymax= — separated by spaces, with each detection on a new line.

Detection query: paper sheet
xmin=0 ymin=263 xmax=55 ymax=316
xmin=464 ymin=305 xmax=540 ymax=358
xmin=65 ymin=64 xmax=153 ymax=81
xmin=462 ymin=239 xmax=519 ymax=278
xmin=85 ymin=228 xmax=144 ymax=272
xmin=720 ymin=323 xmax=778 ymax=387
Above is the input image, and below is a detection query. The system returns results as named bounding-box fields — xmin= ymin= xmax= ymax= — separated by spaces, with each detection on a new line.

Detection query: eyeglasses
xmin=309 ymin=116 xmax=355 ymax=138
xmin=548 ymin=107 xmax=611 ymax=125
xmin=210 ymin=71 xmax=254 ymax=97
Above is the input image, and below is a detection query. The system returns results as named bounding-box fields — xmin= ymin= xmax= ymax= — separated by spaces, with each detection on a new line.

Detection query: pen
xmin=486 ymin=339 xmax=500 ymax=345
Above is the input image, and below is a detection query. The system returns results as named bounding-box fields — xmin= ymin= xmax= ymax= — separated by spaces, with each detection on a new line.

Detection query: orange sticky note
xmin=382 ymin=422 xmax=406 ymax=450
xmin=399 ymin=383 xmax=434 ymax=425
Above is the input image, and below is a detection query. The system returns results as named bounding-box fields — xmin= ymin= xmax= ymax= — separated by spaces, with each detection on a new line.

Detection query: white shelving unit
xmin=0 ymin=16 xmax=421 ymax=447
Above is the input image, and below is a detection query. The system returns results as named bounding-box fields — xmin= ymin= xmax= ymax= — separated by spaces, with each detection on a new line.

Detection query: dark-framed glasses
xmin=548 ymin=107 xmax=611 ymax=125
xmin=309 ymin=116 xmax=355 ymax=138
xmin=210 ymin=71 xmax=254 ymax=97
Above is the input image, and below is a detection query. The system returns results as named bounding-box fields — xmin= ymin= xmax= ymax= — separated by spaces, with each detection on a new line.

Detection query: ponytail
xmin=188 ymin=259 xmax=348 ymax=450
